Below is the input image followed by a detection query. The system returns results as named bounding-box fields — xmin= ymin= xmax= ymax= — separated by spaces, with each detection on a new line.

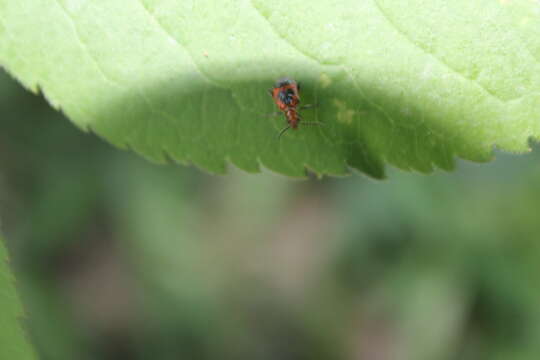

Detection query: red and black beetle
xmin=268 ymin=77 xmax=321 ymax=138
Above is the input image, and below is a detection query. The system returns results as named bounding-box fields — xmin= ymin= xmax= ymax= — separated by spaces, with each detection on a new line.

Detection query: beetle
xmin=268 ymin=77 xmax=321 ymax=138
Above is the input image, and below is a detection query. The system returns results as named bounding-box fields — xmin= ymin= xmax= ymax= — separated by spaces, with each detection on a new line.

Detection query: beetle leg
xmin=277 ymin=125 xmax=291 ymax=139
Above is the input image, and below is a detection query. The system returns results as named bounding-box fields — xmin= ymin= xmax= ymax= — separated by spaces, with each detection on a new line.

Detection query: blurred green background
xmin=2 ymin=68 xmax=540 ymax=360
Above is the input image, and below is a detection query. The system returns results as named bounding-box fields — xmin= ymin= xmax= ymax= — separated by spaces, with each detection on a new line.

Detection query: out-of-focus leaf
xmin=0 ymin=234 xmax=36 ymax=360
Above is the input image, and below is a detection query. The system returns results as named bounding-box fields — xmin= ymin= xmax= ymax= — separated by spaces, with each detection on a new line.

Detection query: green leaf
xmin=1 ymin=0 xmax=539 ymax=178
xmin=0 ymin=234 xmax=37 ymax=360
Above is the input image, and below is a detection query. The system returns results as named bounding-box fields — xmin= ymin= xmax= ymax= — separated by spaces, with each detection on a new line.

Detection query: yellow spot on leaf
xmin=332 ymin=99 xmax=355 ymax=125
xmin=319 ymin=74 xmax=332 ymax=88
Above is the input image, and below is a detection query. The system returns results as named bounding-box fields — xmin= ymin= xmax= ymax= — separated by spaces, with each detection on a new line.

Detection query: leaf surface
xmin=1 ymin=0 xmax=539 ymax=177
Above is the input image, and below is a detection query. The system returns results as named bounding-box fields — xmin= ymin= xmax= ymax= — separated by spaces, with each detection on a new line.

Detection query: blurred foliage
xmin=2 ymin=68 xmax=540 ymax=360
xmin=0 ymin=232 xmax=36 ymax=360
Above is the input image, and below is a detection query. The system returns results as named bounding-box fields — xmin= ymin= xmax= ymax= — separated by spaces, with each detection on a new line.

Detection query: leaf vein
xmin=55 ymin=0 xmax=189 ymax=154
xmin=248 ymin=0 xmax=325 ymax=64
xmin=137 ymin=0 xmax=224 ymax=90
xmin=54 ymin=0 xmax=123 ymax=89
xmin=137 ymin=0 xmax=250 ymax=117
xmin=372 ymin=0 xmax=507 ymax=104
